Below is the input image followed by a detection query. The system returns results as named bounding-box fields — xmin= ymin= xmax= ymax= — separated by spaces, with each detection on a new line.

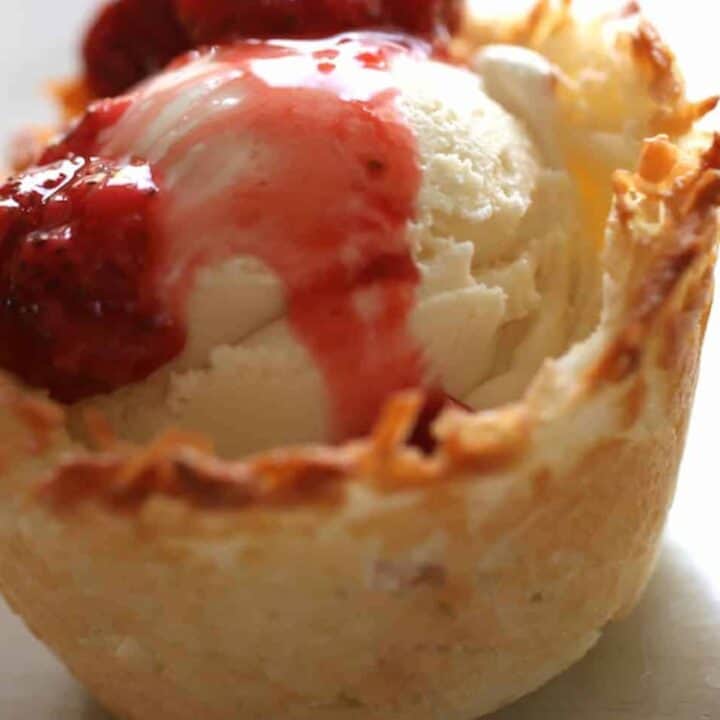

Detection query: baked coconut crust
xmin=1 ymin=3 xmax=719 ymax=719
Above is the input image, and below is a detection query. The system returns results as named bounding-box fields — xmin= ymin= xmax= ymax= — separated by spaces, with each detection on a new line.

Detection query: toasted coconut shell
xmin=1 ymin=7 xmax=719 ymax=720
xmin=0 ymin=132 xmax=716 ymax=720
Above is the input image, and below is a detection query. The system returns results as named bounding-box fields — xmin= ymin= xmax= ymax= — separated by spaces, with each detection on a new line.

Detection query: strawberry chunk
xmin=0 ymin=156 xmax=183 ymax=403
xmin=408 ymin=390 xmax=471 ymax=454
xmin=176 ymin=0 xmax=464 ymax=44
xmin=42 ymin=97 xmax=132 ymax=163
xmin=83 ymin=0 xmax=189 ymax=98
xmin=82 ymin=0 xmax=463 ymax=96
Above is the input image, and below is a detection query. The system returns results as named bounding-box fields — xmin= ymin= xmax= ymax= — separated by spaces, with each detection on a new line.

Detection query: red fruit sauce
xmin=41 ymin=97 xmax=132 ymax=164
xmin=1 ymin=34 xmax=434 ymax=441
xmin=409 ymin=391 xmax=471 ymax=454
xmin=83 ymin=0 xmax=463 ymax=96
xmin=0 ymin=156 xmax=183 ymax=403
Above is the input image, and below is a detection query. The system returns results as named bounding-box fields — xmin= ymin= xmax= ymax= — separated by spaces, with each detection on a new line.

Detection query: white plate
xmin=0 ymin=2 xmax=718 ymax=718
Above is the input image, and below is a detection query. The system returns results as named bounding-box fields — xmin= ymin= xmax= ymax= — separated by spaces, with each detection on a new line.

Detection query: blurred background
xmin=0 ymin=1 xmax=718 ymax=718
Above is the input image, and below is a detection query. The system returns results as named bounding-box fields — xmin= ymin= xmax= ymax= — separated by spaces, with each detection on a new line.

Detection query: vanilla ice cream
xmin=6 ymin=33 xmax=592 ymax=457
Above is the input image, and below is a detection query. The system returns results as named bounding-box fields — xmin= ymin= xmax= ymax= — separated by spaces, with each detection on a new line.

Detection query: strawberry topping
xmin=0 ymin=156 xmax=182 ymax=403
xmin=176 ymin=0 xmax=464 ymax=45
xmin=83 ymin=0 xmax=189 ymax=98
xmin=82 ymin=0 xmax=463 ymax=96
xmin=409 ymin=390 xmax=471 ymax=454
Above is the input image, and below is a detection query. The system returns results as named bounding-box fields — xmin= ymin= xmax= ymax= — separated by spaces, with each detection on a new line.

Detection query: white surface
xmin=0 ymin=1 xmax=718 ymax=718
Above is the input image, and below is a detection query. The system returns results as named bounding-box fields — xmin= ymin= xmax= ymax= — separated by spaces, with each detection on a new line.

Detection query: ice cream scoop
xmin=0 ymin=32 xmax=578 ymax=456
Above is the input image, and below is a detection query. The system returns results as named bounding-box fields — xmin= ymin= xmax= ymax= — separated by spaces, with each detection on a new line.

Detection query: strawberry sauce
xmin=1 ymin=34 xmax=428 ymax=441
